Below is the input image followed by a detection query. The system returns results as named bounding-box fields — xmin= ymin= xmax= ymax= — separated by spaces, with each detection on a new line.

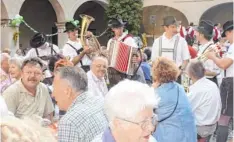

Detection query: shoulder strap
xmin=159 ymin=36 xmax=163 ymax=56
xmin=66 ymin=43 xmax=83 ymax=66
xmin=35 ymin=48 xmax=39 ymax=57
xmin=50 ymin=43 xmax=57 ymax=55
xmin=173 ymin=35 xmax=180 ymax=61
xmin=158 ymin=85 xmax=179 ymax=122
xmin=66 ymin=43 xmax=83 ymax=54
xmin=122 ymin=34 xmax=132 ymax=42
xmin=201 ymin=43 xmax=213 ymax=54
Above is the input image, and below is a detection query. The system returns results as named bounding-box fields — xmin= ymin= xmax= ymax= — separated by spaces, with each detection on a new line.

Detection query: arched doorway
xmin=143 ymin=5 xmax=189 ymax=46
xmin=74 ymin=1 xmax=108 ymax=46
xmin=19 ymin=0 xmax=58 ymax=50
xmin=1 ymin=1 xmax=9 ymax=51
xmin=200 ymin=2 xmax=233 ymax=25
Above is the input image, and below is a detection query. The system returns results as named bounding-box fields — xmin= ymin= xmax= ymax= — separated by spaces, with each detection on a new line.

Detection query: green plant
xmin=106 ymin=0 xmax=143 ymax=36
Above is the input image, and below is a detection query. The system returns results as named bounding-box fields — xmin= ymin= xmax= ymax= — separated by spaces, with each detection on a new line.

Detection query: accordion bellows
xmin=108 ymin=40 xmax=137 ymax=76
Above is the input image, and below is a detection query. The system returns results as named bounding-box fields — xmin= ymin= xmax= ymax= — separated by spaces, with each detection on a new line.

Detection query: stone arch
xmin=1 ymin=0 xmax=9 ymax=19
xmin=48 ymin=0 xmax=66 ymax=22
xmin=70 ymin=0 xmax=108 ymax=18
xmin=200 ymin=2 xmax=233 ymax=25
xmin=73 ymin=0 xmax=109 ymax=45
xmin=1 ymin=0 xmax=10 ymax=51
xmin=142 ymin=5 xmax=189 ymax=44
xmin=19 ymin=0 xmax=58 ymax=49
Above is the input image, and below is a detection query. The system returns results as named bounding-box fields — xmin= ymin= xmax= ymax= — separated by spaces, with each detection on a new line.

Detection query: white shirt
xmin=151 ymin=33 xmax=190 ymax=66
xmin=197 ymin=41 xmax=220 ymax=78
xmin=225 ymin=43 xmax=234 ymax=77
xmin=107 ymin=32 xmax=138 ymax=49
xmin=0 ymin=95 xmax=9 ymax=117
xmin=187 ymin=77 xmax=221 ymax=126
xmin=87 ymin=71 xmax=108 ymax=97
xmin=25 ymin=42 xmax=61 ymax=78
xmin=25 ymin=42 xmax=60 ymax=61
xmin=62 ymin=39 xmax=91 ymax=67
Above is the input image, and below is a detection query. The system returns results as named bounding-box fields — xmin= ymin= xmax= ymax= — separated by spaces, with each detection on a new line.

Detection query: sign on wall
xmin=149 ymin=15 xmax=156 ymax=25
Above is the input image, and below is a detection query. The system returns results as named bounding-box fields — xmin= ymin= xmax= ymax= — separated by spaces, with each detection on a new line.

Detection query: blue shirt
xmin=141 ymin=62 xmax=151 ymax=81
xmin=153 ymin=82 xmax=197 ymax=142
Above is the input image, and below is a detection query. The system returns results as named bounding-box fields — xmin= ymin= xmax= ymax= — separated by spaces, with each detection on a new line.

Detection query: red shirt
xmin=188 ymin=45 xmax=197 ymax=59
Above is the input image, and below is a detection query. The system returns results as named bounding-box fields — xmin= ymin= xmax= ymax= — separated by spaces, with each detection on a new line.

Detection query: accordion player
xmin=107 ymin=40 xmax=142 ymax=88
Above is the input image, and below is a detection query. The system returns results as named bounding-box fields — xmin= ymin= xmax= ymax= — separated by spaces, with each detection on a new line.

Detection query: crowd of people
xmin=0 ymin=15 xmax=233 ymax=142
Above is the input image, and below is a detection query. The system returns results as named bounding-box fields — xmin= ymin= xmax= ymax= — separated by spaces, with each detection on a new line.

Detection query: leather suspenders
xmin=159 ymin=35 xmax=180 ymax=61
xmin=66 ymin=43 xmax=84 ymax=66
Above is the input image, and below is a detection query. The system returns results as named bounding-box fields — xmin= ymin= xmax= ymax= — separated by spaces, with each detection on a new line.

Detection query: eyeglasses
xmin=117 ymin=115 xmax=158 ymax=131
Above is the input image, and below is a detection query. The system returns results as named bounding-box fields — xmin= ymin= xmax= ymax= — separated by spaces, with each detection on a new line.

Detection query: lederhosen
xmin=66 ymin=43 xmax=90 ymax=72
xmin=214 ymin=55 xmax=233 ymax=142
xmin=158 ymin=35 xmax=180 ymax=82
xmin=36 ymin=43 xmax=57 ymax=85
xmin=200 ymin=43 xmax=218 ymax=85
xmin=107 ymin=35 xmax=140 ymax=89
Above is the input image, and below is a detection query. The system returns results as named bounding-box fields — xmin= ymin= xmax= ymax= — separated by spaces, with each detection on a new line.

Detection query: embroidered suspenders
xmin=159 ymin=35 xmax=180 ymax=61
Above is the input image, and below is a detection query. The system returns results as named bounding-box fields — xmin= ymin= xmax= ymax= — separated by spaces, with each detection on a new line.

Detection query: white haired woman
xmin=8 ymin=57 xmax=23 ymax=81
xmin=92 ymin=80 xmax=160 ymax=142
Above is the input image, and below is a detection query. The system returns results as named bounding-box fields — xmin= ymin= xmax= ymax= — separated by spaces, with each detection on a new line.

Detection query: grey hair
xmin=91 ymin=56 xmax=108 ymax=65
xmin=56 ymin=66 xmax=88 ymax=93
xmin=186 ymin=60 xmax=205 ymax=79
xmin=9 ymin=57 xmax=24 ymax=69
xmin=0 ymin=53 xmax=10 ymax=63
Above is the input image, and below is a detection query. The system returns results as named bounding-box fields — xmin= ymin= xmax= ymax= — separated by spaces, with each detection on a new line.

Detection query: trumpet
xmin=195 ymin=44 xmax=221 ymax=62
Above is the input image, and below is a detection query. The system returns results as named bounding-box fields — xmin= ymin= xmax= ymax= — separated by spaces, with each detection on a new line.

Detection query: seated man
xmin=3 ymin=57 xmax=54 ymax=120
xmin=186 ymin=60 xmax=221 ymax=140
xmin=52 ymin=66 xmax=108 ymax=142
xmin=87 ymin=55 xmax=108 ymax=97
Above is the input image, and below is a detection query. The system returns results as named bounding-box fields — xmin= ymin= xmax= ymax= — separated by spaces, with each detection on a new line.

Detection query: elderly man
xmin=92 ymin=80 xmax=160 ymax=142
xmin=186 ymin=61 xmax=221 ymax=140
xmin=0 ymin=53 xmax=11 ymax=93
xmin=87 ymin=55 xmax=108 ymax=97
xmin=52 ymin=66 xmax=108 ymax=142
xmin=3 ymin=57 xmax=54 ymax=120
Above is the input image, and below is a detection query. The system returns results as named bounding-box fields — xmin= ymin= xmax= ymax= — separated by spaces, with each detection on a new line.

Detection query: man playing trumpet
xmin=205 ymin=20 xmax=233 ymax=142
xmin=62 ymin=20 xmax=94 ymax=72
xmin=194 ymin=20 xmax=220 ymax=85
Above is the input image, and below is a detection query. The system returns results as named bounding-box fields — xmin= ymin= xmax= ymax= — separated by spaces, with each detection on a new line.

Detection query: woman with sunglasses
xmin=152 ymin=57 xmax=196 ymax=142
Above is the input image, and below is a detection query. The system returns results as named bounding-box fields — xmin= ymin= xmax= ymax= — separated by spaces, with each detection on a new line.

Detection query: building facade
xmin=1 ymin=0 xmax=233 ymax=53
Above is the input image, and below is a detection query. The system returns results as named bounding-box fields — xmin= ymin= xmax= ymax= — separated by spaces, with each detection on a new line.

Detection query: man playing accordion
xmin=107 ymin=18 xmax=145 ymax=88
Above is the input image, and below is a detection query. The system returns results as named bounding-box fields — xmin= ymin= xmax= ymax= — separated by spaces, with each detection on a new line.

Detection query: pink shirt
xmin=0 ymin=68 xmax=12 ymax=93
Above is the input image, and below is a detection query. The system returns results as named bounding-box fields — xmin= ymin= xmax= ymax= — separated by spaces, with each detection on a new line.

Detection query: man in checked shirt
xmin=52 ymin=66 xmax=108 ymax=142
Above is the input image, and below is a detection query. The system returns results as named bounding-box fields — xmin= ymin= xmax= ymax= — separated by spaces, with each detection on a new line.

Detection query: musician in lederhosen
xmin=107 ymin=18 xmax=146 ymax=88
xmin=26 ymin=33 xmax=60 ymax=84
xmin=62 ymin=20 xmax=93 ymax=72
xmin=194 ymin=20 xmax=220 ymax=85
xmin=206 ymin=20 xmax=233 ymax=142
xmin=151 ymin=16 xmax=190 ymax=83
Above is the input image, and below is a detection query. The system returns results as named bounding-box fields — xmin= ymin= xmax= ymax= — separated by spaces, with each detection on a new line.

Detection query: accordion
xmin=108 ymin=40 xmax=139 ymax=76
